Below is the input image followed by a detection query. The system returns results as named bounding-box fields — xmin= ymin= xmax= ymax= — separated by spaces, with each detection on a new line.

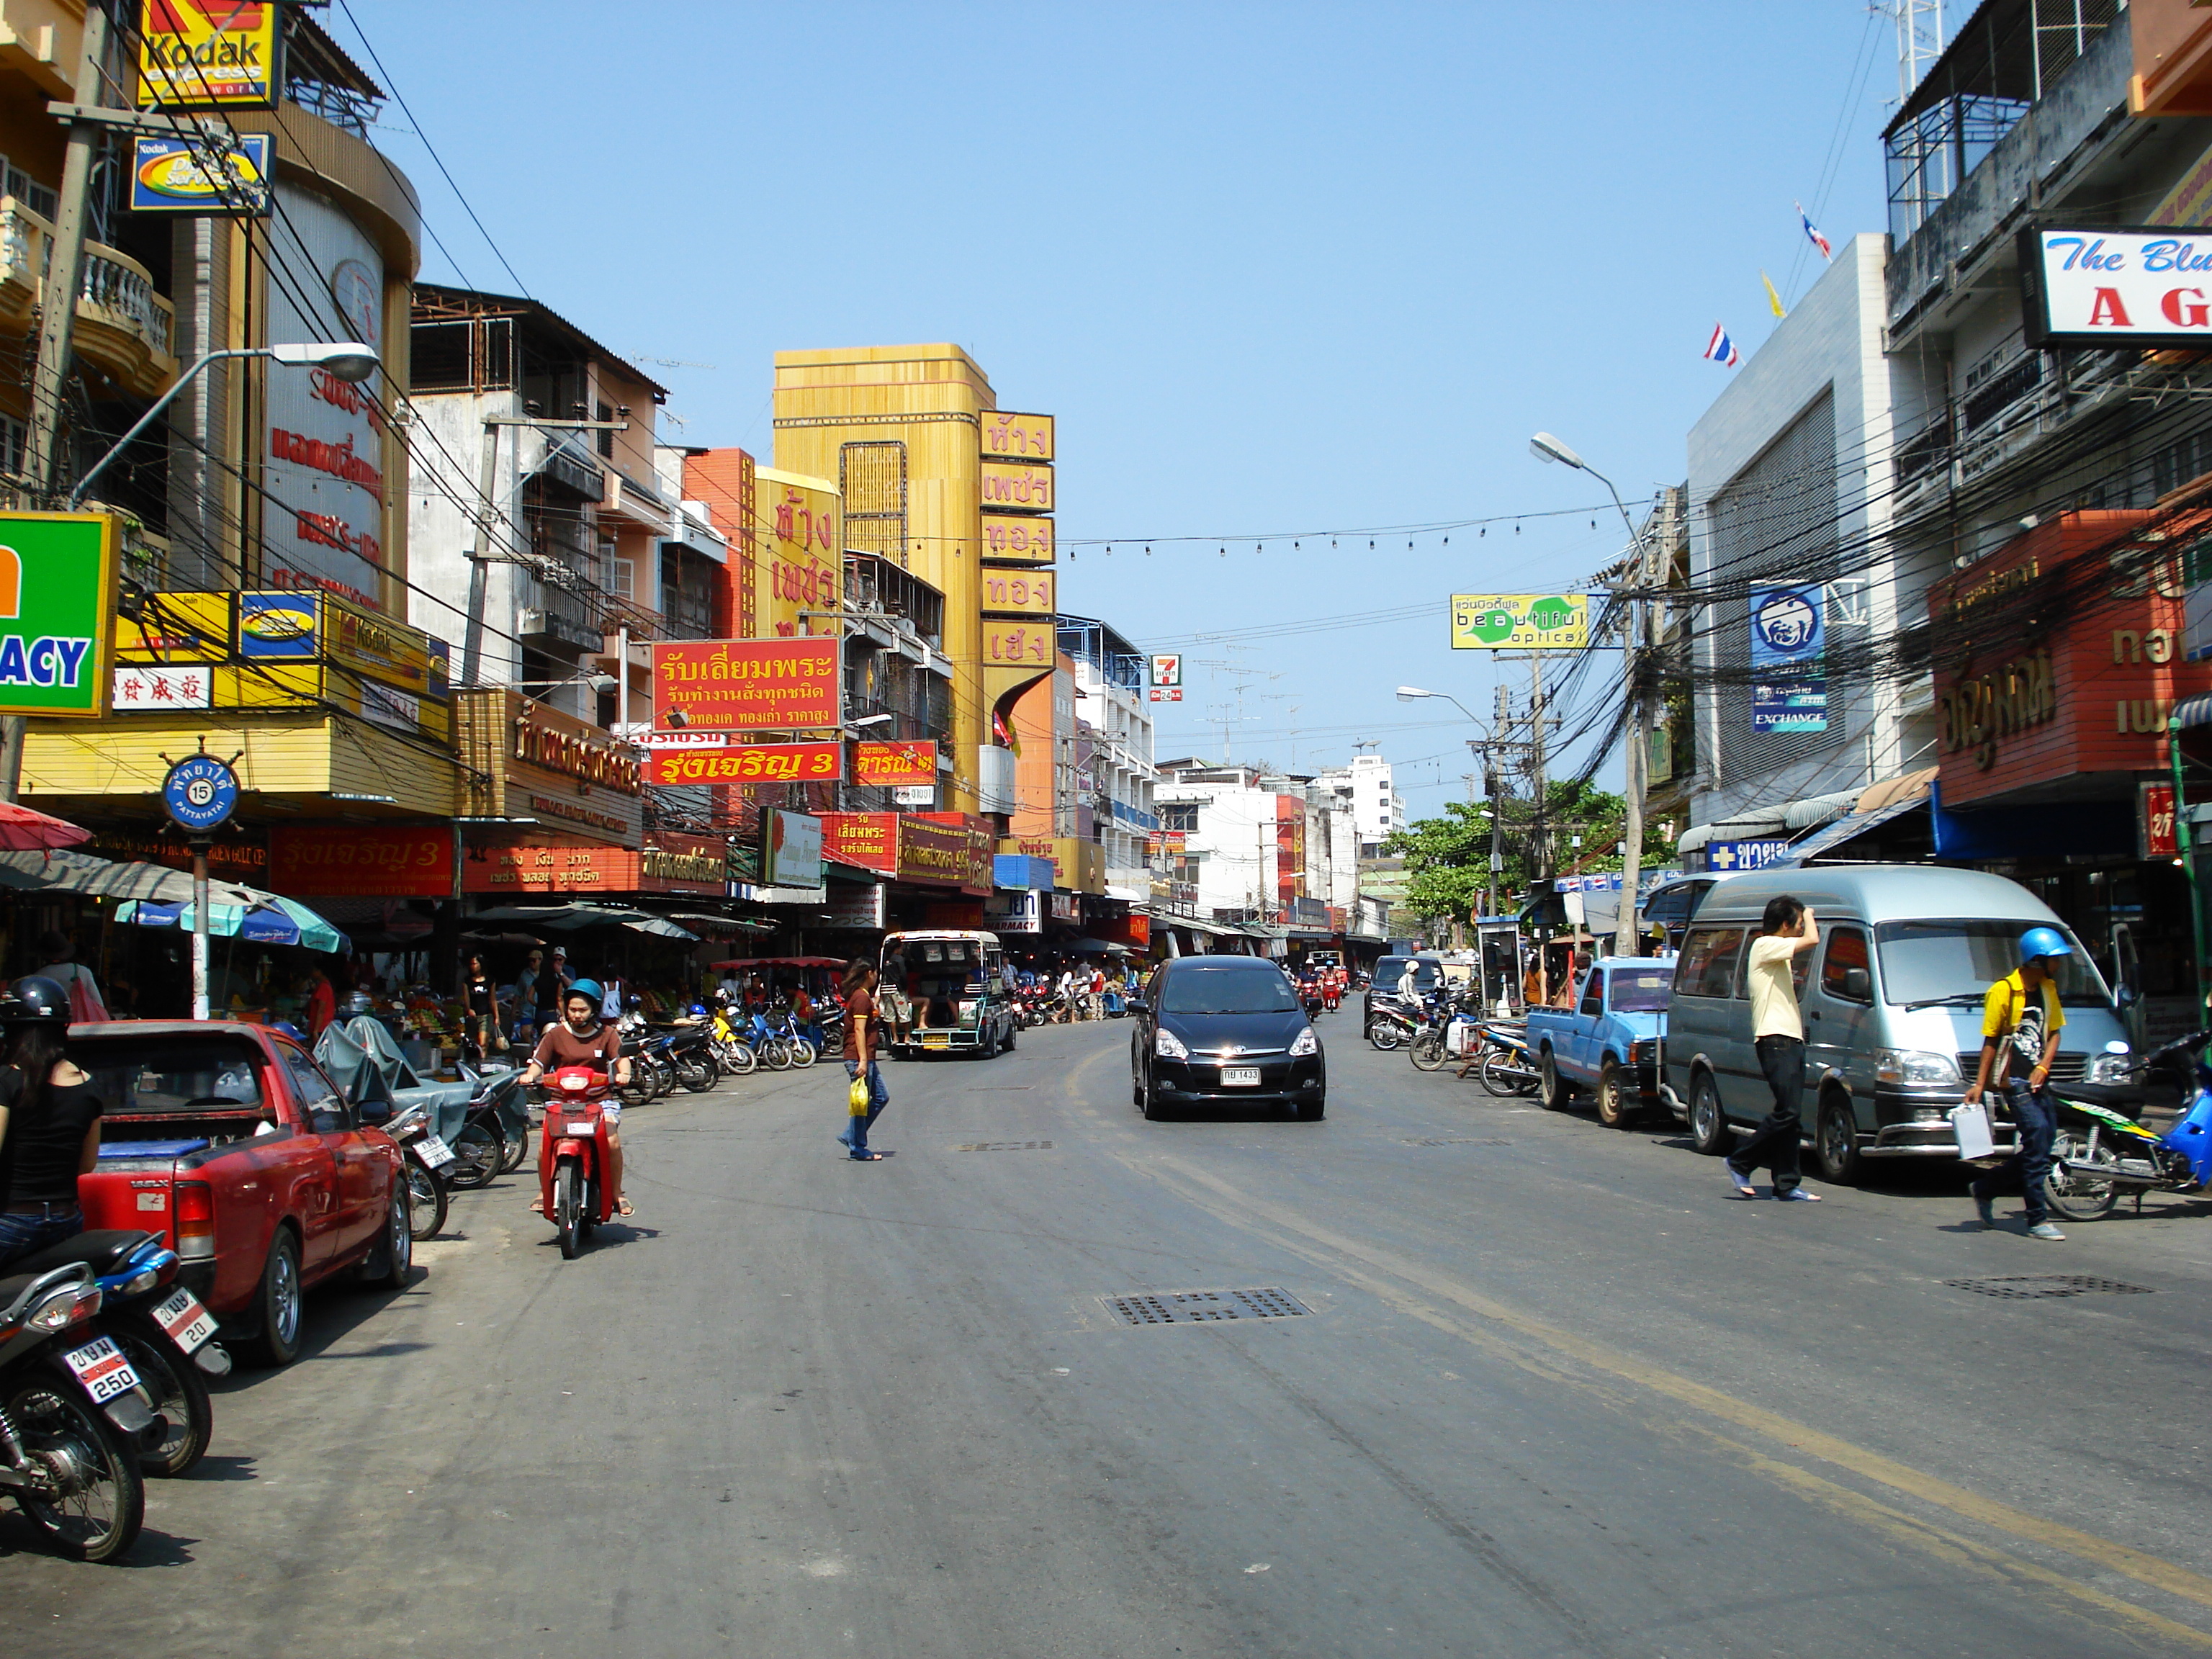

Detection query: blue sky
xmin=336 ymin=1 xmax=1897 ymax=810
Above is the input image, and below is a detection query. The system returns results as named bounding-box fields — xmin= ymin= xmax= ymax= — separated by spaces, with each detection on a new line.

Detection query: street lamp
xmin=71 ymin=341 xmax=379 ymax=508
xmin=1530 ymin=428 xmax=1655 ymax=958
xmin=1398 ymin=685 xmax=1508 ymax=931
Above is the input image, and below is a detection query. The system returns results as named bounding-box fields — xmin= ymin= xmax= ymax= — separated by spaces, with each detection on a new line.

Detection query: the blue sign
xmin=128 ymin=133 xmax=272 ymax=216
xmin=1705 ymin=838 xmax=1792 ymax=873
xmin=162 ymin=755 xmax=240 ymax=835
xmin=1750 ymin=583 xmax=1827 ymax=733
xmin=238 ymin=593 xmax=318 ymax=658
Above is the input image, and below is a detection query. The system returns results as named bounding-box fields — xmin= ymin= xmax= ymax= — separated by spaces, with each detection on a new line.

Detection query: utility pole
xmin=3 ymin=2 xmax=112 ymax=801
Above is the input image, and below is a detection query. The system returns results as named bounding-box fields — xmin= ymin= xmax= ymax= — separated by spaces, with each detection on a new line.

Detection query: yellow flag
xmin=1762 ymin=270 xmax=1786 ymax=319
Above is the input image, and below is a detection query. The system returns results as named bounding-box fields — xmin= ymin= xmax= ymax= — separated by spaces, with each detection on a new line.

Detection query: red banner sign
xmin=460 ymin=835 xmax=727 ymax=896
xmin=821 ymin=813 xmax=899 ymax=874
xmin=271 ymin=826 xmax=453 ymax=897
xmin=644 ymin=740 xmax=842 ymax=787
xmin=853 ymin=739 xmax=937 ymax=787
xmin=651 ymin=638 xmax=839 ymax=732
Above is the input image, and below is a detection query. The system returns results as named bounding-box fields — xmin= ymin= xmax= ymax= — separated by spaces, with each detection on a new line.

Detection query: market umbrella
xmin=115 ymin=896 xmax=351 ymax=955
xmin=0 ymin=801 xmax=91 ymax=850
xmin=1061 ymin=938 xmax=1133 ymax=955
xmin=0 ymin=848 xmax=261 ymax=905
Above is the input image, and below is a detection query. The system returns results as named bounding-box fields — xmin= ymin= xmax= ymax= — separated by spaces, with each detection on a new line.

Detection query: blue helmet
xmin=565 ymin=978 xmax=604 ymax=1005
xmin=2018 ymin=926 xmax=2072 ymax=964
xmin=689 ymin=1002 xmax=709 ymax=1017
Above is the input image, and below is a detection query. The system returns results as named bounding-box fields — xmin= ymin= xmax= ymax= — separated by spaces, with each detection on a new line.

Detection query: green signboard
xmin=0 ymin=511 xmax=118 ymax=718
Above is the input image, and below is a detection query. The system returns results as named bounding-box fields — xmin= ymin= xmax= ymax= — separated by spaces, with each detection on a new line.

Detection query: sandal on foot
xmin=528 ymin=1199 xmax=544 ymax=1214
xmin=1776 ymin=1188 xmax=1821 ymax=1202
xmin=616 ymin=1197 xmax=635 ymax=1217
xmin=849 ymin=1151 xmax=885 ymax=1161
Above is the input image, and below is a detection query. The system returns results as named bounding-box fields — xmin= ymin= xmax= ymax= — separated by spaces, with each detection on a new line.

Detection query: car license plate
xmin=923 ymin=1033 xmax=950 ymax=1049
xmin=1222 ymin=1066 xmax=1262 ymax=1087
xmin=61 ymin=1335 xmax=140 ymax=1404
xmin=150 ymin=1286 xmax=217 ymax=1354
xmin=415 ymin=1134 xmax=457 ymax=1170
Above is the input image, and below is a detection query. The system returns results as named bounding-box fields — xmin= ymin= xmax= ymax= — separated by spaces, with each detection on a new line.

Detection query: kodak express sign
xmin=651 ymin=639 xmax=839 ymax=732
xmin=0 ymin=512 xmax=117 ymax=718
xmin=138 ymin=1 xmax=280 ymax=110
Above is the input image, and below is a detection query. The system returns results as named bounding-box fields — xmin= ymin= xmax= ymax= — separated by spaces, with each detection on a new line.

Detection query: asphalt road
xmin=11 ymin=1016 xmax=2212 ymax=1658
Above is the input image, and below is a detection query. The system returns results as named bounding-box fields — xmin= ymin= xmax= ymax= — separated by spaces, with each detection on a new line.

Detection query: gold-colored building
xmin=771 ymin=345 xmax=1056 ymax=819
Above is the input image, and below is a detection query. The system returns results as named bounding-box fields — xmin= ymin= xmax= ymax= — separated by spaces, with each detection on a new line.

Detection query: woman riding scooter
xmin=519 ymin=981 xmax=634 ymax=1218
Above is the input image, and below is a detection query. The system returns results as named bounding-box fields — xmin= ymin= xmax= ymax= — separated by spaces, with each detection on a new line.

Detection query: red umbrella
xmin=0 ymin=801 xmax=90 ymax=851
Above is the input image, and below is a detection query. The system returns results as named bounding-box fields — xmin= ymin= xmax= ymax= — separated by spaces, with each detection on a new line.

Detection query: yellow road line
xmin=1150 ymin=1152 xmax=2212 ymax=1632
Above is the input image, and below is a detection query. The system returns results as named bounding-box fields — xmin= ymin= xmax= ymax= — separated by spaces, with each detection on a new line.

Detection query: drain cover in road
xmin=1400 ymin=1136 xmax=1511 ymax=1146
xmin=1944 ymin=1274 xmax=2152 ymax=1300
xmin=952 ymin=1140 xmax=1054 ymax=1152
xmin=1100 ymin=1288 xmax=1310 ymax=1326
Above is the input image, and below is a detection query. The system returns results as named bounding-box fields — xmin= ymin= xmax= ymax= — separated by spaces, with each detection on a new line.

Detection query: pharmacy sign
xmin=0 ymin=512 xmax=118 ymax=718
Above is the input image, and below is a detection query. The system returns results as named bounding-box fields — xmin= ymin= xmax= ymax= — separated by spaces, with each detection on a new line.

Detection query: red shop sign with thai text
xmin=270 ymin=826 xmax=453 ymax=897
xmin=652 ymin=639 xmax=839 ymax=732
xmin=644 ymin=740 xmax=842 ymax=787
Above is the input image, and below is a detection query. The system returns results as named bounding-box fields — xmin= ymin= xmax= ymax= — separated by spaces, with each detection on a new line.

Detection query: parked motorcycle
xmin=2044 ymin=1027 xmax=2212 ymax=1220
xmin=539 ymin=1066 xmax=618 ymax=1260
xmin=709 ymin=1005 xmax=758 ymax=1076
xmin=1474 ymin=1020 xmax=1541 ymax=1097
xmin=9 ymin=1229 xmax=223 ymax=1479
xmin=443 ymin=1064 xmax=531 ymax=1191
xmin=0 ymin=1263 xmax=153 ymax=1561
xmin=380 ymin=1102 xmax=454 ymax=1238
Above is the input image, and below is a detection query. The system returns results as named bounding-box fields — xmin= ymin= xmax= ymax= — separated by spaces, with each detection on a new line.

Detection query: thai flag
xmin=1797 ymin=201 xmax=1833 ymax=260
xmin=1704 ymin=323 xmax=1740 ymax=368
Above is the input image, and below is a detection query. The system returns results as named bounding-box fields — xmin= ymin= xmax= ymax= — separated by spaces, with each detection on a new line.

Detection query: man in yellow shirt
xmin=1961 ymin=927 xmax=2071 ymax=1241
xmin=1727 ymin=895 xmax=1822 ymax=1200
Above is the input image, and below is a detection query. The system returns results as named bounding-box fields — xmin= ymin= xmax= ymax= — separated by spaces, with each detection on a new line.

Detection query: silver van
xmin=1659 ymin=866 xmax=2133 ymax=1182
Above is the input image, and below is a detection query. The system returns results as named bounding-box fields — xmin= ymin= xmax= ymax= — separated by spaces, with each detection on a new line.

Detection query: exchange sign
xmin=1449 ymin=594 xmax=1589 ymax=651
xmin=651 ymin=639 xmax=839 ymax=732
xmin=0 ymin=511 xmax=118 ymax=718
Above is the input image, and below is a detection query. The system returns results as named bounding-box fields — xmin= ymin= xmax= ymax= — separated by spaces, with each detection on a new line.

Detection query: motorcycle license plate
xmin=415 ymin=1134 xmax=458 ymax=1170
xmin=564 ymin=1121 xmax=595 ymax=1136
xmin=1222 ymin=1067 xmax=1262 ymax=1087
xmin=923 ymin=1033 xmax=950 ymax=1049
xmin=150 ymin=1286 xmax=217 ymax=1354
xmin=62 ymin=1335 xmax=141 ymax=1404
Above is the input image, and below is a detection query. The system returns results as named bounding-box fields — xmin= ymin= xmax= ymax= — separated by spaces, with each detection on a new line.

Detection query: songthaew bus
xmin=877 ymin=931 xmax=1021 ymax=1059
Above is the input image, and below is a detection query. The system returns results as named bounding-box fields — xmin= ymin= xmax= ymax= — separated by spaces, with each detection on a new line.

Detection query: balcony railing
xmin=0 ymin=198 xmax=177 ymax=398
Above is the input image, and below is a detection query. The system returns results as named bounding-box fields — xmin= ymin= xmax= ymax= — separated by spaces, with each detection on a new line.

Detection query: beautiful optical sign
xmin=2020 ymin=228 xmax=2212 ymax=348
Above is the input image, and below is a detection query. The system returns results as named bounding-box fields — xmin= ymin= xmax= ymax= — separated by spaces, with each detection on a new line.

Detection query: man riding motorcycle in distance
xmin=518 ymin=980 xmax=635 ymax=1218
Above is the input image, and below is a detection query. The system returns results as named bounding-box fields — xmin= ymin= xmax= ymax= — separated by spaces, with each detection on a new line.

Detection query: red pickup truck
xmin=70 ymin=1020 xmax=411 ymax=1365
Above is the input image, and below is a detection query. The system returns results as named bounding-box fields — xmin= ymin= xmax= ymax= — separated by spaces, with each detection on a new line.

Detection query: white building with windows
xmin=1313 ymin=752 xmax=1404 ymax=856
xmin=1056 ymin=617 xmax=1159 ymax=899
xmin=1684 ymin=233 xmax=1932 ymax=842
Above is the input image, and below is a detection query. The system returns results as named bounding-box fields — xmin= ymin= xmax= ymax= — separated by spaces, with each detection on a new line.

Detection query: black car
xmin=1130 ymin=957 xmax=1325 ymax=1120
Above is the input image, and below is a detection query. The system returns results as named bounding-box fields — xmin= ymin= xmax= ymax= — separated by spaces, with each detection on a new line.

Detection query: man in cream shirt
xmin=1728 ymin=895 xmax=1822 ymax=1201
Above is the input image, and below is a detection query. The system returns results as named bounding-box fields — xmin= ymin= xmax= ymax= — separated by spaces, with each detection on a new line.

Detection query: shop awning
xmin=2175 ymin=692 xmax=2212 ymax=730
xmin=0 ymin=848 xmax=263 ymax=906
xmin=709 ymin=956 xmax=847 ymax=970
xmin=469 ymin=903 xmax=676 ymax=932
xmin=1773 ymin=767 xmax=1938 ymax=866
xmin=1782 ymin=789 xmax=1860 ymax=831
xmin=624 ymin=917 xmax=698 ymax=940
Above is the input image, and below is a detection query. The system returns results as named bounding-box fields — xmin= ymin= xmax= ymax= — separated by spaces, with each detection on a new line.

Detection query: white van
xmin=1661 ymin=866 xmax=2133 ymax=1182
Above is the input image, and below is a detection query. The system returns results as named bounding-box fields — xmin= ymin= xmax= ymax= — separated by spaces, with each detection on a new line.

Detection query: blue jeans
xmin=841 ymin=1059 xmax=889 ymax=1156
xmin=1975 ymin=1082 xmax=2057 ymax=1226
xmin=0 ymin=1203 xmax=84 ymax=1270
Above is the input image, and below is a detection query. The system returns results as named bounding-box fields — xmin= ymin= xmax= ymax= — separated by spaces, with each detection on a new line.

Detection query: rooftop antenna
xmin=1895 ymin=0 xmax=1943 ymax=102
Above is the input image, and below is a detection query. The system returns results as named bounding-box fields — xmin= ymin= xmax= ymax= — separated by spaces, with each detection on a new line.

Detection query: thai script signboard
xmin=1449 ymin=594 xmax=1588 ymax=651
xmin=652 ymin=639 xmax=839 ymax=732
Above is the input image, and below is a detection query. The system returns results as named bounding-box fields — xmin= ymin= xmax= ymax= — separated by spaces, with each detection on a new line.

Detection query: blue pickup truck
xmin=1524 ymin=956 xmax=1674 ymax=1128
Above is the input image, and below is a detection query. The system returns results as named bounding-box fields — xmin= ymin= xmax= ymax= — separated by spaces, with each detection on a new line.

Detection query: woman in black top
xmin=0 ymin=975 xmax=104 ymax=1269
xmin=460 ymin=953 xmax=503 ymax=1066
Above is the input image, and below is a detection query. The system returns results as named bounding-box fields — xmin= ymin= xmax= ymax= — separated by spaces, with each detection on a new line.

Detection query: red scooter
xmin=539 ymin=1066 xmax=615 ymax=1259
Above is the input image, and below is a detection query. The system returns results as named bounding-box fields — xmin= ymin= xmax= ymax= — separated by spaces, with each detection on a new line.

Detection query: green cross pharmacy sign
xmin=0 ymin=511 xmax=118 ymax=718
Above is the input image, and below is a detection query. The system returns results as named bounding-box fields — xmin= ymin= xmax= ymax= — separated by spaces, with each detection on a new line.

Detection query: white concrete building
xmin=1684 ymin=233 xmax=1936 ymax=839
xmin=1058 ymin=617 xmax=1158 ymax=901
xmin=1313 ymin=753 xmax=1404 ymax=856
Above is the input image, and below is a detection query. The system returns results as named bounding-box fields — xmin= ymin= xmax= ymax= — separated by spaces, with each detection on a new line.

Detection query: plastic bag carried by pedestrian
xmin=848 ymin=1076 xmax=871 ymax=1115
